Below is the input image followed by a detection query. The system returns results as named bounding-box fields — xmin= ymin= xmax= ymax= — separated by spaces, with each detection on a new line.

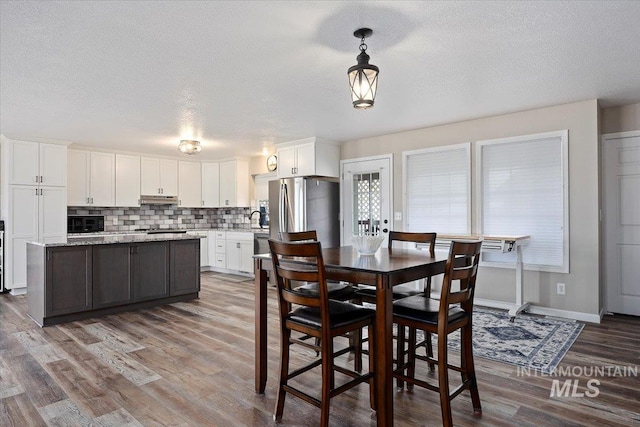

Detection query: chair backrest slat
xmin=281 ymin=230 xmax=318 ymax=243
xmin=388 ymin=231 xmax=436 ymax=256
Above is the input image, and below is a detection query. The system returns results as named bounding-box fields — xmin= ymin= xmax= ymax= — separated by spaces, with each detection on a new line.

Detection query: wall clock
xmin=266 ymin=154 xmax=278 ymax=171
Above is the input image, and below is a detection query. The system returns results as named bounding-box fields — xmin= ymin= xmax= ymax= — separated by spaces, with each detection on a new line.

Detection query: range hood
xmin=139 ymin=195 xmax=178 ymax=205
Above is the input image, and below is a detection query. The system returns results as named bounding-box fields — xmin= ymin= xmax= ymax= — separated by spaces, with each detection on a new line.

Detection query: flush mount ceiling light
xmin=347 ymin=28 xmax=379 ymax=109
xmin=178 ymin=139 xmax=201 ymax=155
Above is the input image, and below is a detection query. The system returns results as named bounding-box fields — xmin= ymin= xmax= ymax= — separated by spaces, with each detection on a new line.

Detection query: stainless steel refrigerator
xmin=269 ymin=177 xmax=340 ymax=248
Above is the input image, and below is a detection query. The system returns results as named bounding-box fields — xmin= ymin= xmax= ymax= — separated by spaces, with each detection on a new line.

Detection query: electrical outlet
xmin=557 ymin=283 xmax=566 ymax=295
xmin=394 ymin=212 xmax=402 ymax=221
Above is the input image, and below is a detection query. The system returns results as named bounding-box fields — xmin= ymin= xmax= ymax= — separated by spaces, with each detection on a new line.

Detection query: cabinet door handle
xmin=90 ymin=197 xmax=94 ymax=204
xmin=35 ymin=175 xmax=39 ymax=183
xmin=40 ymin=175 xmax=43 ymax=183
xmin=237 ymin=242 xmax=240 ymax=249
xmin=40 ymin=188 xmax=43 ymax=195
xmin=161 ymin=188 xmax=164 ymax=194
xmin=87 ymin=197 xmax=90 ymax=204
xmin=36 ymin=188 xmax=39 ymax=196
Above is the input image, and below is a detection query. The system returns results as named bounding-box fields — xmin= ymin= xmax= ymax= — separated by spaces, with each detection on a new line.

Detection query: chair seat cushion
xmin=393 ymin=295 xmax=466 ymax=325
xmin=289 ymin=301 xmax=375 ymax=330
xmin=294 ymin=281 xmax=357 ymax=301
xmin=355 ymin=284 xmax=423 ymax=300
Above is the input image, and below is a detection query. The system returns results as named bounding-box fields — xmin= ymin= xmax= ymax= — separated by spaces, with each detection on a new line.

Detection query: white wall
xmin=341 ymin=99 xmax=600 ymax=318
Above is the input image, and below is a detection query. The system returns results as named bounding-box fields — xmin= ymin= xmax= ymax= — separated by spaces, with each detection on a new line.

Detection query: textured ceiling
xmin=2 ymin=1 xmax=640 ymax=160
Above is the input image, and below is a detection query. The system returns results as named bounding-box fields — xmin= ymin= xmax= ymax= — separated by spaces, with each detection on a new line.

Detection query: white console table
xmin=434 ymin=234 xmax=531 ymax=321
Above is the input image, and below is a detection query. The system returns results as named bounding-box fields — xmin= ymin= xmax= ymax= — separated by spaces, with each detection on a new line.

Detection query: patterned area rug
xmin=431 ymin=307 xmax=584 ymax=374
xmin=371 ymin=305 xmax=584 ymax=374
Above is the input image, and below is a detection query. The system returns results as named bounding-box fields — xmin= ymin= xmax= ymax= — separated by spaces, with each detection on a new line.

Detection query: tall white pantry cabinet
xmin=1 ymin=136 xmax=68 ymax=294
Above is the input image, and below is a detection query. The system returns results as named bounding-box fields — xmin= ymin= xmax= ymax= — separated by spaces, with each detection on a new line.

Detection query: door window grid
xmin=353 ymin=172 xmax=381 ymax=235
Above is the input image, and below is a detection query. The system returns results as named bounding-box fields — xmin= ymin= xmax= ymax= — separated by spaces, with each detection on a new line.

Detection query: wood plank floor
xmin=1 ymin=271 xmax=639 ymax=426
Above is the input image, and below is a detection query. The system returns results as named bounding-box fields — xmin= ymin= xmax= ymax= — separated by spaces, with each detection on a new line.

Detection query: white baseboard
xmin=473 ymin=297 xmax=601 ymax=324
xmin=10 ymin=287 xmax=27 ymax=296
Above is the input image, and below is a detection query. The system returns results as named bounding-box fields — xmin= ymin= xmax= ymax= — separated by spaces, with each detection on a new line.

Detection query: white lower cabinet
xmin=213 ymin=231 xmax=226 ymax=269
xmin=225 ymin=232 xmax=253 ymax=273
xmin=207 ymin=230 xmax=254 ymax=275
xmin=186 ymin=231 xmax=209 ymax=267
xmin=6 ymin=185 xmax=67 ymax=292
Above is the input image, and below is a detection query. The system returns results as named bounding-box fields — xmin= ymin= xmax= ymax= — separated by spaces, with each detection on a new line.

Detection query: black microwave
xmin=68 ymin=215 xmax=105 ymax=233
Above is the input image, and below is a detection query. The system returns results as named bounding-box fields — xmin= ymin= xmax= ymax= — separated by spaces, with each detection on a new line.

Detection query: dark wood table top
xmin=255 ymin=245 xmax=448 ymax=273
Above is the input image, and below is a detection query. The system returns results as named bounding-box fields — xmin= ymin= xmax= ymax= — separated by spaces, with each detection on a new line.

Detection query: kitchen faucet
xmin=249 ymin=210 xmax=264 ymax=228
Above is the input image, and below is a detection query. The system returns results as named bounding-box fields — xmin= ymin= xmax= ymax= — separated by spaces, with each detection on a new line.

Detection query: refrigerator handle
xmin=279 ymin=182 xmax=286 ymax=233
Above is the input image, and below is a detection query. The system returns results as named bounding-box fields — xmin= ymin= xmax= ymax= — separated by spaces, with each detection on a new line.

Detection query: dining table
xmin=254 ymin=245 xmax=450 ymax=426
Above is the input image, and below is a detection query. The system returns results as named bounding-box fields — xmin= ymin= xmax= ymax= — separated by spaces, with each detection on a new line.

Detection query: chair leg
xmin=462 ymin=324 xmax=482 ymax=415
xmin=422 ymin=278 xmax=436 ymax=372
xmin=425 ymin=332 xmax=435 ymax=372
xmin=354 ymin=329 xmax=363 ymax=373
xmin=396 ymin=325 xmax=405 ymax=389
xmin=407 ymin=327 xmax=417 ymax=392
xmin=274 ymin=328 xmax=291 ymax=421
xmin=320 ymin=334 xmax=334 ymax=427
xmin=367 ymin=324 xmax=377 ymax=411
xmin=437 ymin=332 xmax=453 ymax=427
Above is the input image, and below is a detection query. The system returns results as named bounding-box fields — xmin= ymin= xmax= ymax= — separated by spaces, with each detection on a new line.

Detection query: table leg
xmin=508 ymin=245 xmax=530 ymax=321
xmin=255 ymin=258 xmax=268 ymax=393
xmin=375 ymin=274 xmax=394 ymax=426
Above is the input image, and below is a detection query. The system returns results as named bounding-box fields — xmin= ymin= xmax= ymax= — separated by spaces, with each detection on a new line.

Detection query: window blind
xmin=478 ymin=132 xmax=568 ymax=271
xmin=404 ymin=144 xmax=470 ymax=234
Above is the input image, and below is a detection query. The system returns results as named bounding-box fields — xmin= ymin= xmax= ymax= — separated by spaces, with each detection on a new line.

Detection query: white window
xmin=403 ymin=143 xmax=471 ymax=234
xmin=476 ymin=130 xmax=569 ymax=273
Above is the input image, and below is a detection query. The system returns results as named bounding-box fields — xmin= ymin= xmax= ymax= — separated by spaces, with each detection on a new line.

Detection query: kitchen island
xmin=27 ymin=233 xmax=201 ymax=326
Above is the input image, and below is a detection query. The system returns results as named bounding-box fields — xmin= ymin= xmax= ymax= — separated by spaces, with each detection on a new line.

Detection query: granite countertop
xmin=29 ymin=233 xmax=205 ymax=248
xmin=67 ymin=227 xmax=269 ymax=238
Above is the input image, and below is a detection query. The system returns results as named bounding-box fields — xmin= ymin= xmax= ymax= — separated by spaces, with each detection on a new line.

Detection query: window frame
xmin=402 ymin=142 xmax=472 ymax=235
xmin=474 ymin=130 xmax=570 ymax=273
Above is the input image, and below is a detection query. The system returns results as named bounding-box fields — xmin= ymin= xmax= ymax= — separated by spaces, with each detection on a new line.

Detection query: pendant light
xmin=347 ymin=28 xmax=379 ymax=109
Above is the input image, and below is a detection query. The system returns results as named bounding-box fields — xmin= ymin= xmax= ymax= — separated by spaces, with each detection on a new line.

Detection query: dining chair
xmin=354 ymin=231 xmax=437 ymax=302
xmin=281 ymin=230 xmax=358 ymax=302
xmin=268 ymin=239 xmax=376 ymax=426
xmin=354 ymin=231 xmax=438 ymax=384
xmin=280 ymin=230 xmax=362 ymax=367
xmin=393 ymin=240 xmax=483 ymax=427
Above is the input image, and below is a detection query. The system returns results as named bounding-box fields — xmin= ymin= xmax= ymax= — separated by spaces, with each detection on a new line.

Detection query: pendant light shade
xmin=348 ymin=28 xmax=379 ymax=109
xmin=178 ymin=139 xmax=202 ymax=155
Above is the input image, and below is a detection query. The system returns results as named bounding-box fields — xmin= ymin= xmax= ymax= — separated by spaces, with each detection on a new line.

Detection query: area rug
xmin=429 ymin=307 xmax=584 ymax=374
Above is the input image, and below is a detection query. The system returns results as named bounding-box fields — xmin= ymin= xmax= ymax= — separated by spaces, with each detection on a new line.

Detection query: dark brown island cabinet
xmin=26 ymin=236 xmax=200 ymax=326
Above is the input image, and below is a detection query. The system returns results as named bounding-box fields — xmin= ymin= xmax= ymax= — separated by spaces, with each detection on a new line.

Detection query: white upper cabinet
xmin=67 ymin=149 xmax=115 ymax=206
xmin=201 ymin=162 xmax=220 ymax=207
xmin=141 ymin=157 xmax=178 ymax=196
xmin=276 ymin=137 xmax=340 ymax=178
xmin=115 ymin=154 xmax=141 ymax=207
xmin=178 ymin=161 xmax=202 ymax=207
xmin=7 ymin=140 xmax=66 ymax=186
xmin=219 ymin=159 xmax=249 ymax=207
xmin=90 ymin=152 xmax=115 ymax=206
